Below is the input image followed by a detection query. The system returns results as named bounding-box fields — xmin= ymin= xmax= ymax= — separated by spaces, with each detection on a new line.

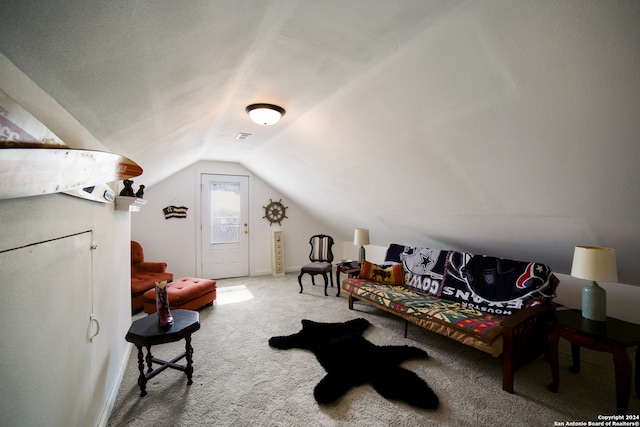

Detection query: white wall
xmin=553 ymin=274 xmax=640 ymax=325
xmin=132 ymin=161 xmax=341 ymax=279
xmin=0 ymin=53 xmax=132 ymax=427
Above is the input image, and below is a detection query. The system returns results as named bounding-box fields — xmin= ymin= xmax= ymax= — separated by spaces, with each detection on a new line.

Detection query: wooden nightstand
xmin=548 ymin=308 xmax=640 ymax=414
xmin=335 ymin=261 xmax=360 ymax=297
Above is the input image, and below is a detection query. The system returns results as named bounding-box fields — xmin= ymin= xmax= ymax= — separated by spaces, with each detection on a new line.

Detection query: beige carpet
xmin=107 ymin=274 xmax=639 ymax=426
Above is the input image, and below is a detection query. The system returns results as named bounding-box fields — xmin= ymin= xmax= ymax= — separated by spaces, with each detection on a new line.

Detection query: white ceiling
xmin=1 ymin=1 xmax=639 ymax=284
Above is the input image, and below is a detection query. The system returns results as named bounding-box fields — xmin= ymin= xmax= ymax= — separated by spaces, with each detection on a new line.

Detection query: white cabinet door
xmin=0 ymin=232 xmax=94 ymax=426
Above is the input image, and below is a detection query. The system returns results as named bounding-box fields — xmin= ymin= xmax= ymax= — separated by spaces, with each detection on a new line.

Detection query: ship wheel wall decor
xmin=263 ymin=198 xmax=288 ymax=226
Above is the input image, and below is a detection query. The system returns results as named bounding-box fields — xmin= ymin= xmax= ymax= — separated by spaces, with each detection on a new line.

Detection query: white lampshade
xmin=246 ymin=103 xmax=285 ymax=126
xmin=353 ymin=228 xmax=369 ymax=246
xmin=571 ymin=246 xmax=618 ymax=282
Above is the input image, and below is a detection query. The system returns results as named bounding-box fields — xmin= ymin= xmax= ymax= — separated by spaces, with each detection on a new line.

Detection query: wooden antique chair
xmin=298 ymin=234 xmax=335 ymax=296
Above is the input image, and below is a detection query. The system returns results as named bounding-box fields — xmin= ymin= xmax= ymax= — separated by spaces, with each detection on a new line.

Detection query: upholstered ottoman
xmin=143 ymin=277 xmax=216 ymax=314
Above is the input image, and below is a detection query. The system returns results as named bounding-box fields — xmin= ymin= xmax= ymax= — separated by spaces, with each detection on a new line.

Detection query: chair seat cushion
xmin=301 ymin=261 xmax=332 ymax=273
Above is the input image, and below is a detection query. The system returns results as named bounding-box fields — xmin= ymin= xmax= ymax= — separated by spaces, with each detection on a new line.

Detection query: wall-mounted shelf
xmin=115 ymin=196 xmax=147 ymax=212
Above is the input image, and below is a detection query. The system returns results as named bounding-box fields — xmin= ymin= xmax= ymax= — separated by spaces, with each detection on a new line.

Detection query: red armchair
xmin=130 ymin=241 xmax=173 ymax=312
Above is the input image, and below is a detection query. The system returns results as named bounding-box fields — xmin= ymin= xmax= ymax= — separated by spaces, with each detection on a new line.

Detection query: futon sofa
xmin=342 ymin=243 xmax=559 ymax=393
xmin=130 ymin=240 xmax=173 ymax=312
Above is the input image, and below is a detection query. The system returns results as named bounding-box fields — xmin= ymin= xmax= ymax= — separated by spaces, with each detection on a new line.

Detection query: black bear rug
xmin=268 ymin=318 xmax=439 ymax=410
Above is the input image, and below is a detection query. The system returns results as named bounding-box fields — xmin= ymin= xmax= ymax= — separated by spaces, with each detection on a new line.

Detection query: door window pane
xmin=209 ymin=182 xmax=240 ymax=244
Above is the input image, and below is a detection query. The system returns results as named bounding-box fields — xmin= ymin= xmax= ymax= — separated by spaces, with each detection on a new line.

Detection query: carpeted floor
xmin=107 ymin=274 xmax=639 ymax=426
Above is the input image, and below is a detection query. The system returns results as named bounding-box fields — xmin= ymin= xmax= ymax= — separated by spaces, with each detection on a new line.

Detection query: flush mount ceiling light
xmin=246 ymin=103 xmax=286 ymax=126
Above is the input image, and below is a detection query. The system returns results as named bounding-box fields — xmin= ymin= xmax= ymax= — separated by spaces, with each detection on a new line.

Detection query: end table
xmin=335 ymin=261 xmax=360 ymax=297
xmin=125 ymin=309 xmax=201 ymax=396
xmin=548 ymin=308 xmax=640 ymax=414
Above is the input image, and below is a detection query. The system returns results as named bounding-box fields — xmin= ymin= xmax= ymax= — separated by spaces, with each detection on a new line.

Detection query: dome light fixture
xmin=246 ymin=103 xmax=286 ymax=126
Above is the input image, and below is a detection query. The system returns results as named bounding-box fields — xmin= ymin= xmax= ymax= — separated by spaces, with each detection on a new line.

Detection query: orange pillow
xmin=359 ymin=261 xmax=405 ymax=285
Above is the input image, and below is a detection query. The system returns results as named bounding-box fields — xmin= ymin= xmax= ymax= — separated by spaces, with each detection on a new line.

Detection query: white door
xmin=201 ymin=174 xmax=249 ymax=278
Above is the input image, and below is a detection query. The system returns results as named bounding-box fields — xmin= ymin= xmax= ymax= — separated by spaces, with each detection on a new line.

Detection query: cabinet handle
xmin=90 ymin=314 xmax=100 ymax=342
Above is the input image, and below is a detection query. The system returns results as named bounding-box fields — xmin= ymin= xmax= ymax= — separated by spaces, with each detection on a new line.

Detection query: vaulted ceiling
xmin=1 ymin=1 xmax=639 ymax=284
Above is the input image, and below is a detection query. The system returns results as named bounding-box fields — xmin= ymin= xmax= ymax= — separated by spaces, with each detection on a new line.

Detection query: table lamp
xmin=354 ymin=228 xmax=369 ymax=265
xmin=570 ymin=246 xmax=618 ymax=322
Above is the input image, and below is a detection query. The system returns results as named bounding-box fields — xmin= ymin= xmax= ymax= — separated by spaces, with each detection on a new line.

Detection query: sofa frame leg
xmin=502 ymin=364 xmax=514 ymax=394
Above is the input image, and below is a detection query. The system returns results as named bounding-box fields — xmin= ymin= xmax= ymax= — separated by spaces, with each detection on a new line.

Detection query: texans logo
xmin=516 ymin=263 xmax=547 ymax=289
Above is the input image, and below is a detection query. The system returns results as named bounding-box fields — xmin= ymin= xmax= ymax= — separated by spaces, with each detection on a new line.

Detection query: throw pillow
xmin=359 ymin=261 xmax=404 ymax=285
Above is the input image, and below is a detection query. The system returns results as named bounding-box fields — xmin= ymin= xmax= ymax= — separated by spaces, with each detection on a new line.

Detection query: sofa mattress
xmin=342 ymin=278 xmax=506 ymax=356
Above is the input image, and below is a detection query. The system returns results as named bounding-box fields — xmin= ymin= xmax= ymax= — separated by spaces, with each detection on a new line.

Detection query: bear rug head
xmin=268 ymin=318 xmax=439 ymax=410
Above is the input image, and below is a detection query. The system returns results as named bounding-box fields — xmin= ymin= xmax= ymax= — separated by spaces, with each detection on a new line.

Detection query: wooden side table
xmin=125 ymin=309 xmax=201 ymax=396
xmin=335 ymin=261 xmax=360 ymax=297
xmin=548 ymin=309 xmax=640 ymax=414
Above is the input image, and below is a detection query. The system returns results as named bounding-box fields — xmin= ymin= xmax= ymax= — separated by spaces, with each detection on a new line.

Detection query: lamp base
xmin=358 ymin=246 xmax=366 ymax=265
xmin=582 ymin=281 xmax=606 ymax=322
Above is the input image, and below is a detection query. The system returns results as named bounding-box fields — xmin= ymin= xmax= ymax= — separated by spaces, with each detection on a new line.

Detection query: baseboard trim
xmin=96 ymin=342 xmax=134 ymax=427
